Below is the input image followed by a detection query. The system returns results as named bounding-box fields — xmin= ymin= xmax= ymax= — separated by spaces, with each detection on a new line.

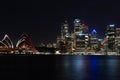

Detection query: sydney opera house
xmin=0 ymin=33 xmax=36 ymax=54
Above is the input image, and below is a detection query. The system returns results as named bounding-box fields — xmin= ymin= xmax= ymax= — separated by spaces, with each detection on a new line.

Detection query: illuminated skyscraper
xmin=90 ymin=29 xmax=98 ymax=51
xmin=107 ymin=24 xmax=116 ymax=51
xmin=61 ymin=20 xmax=69 ymax=42
xmin=60 ymin=21 xmax=71 ymax=53
xmin=73 ymin=19 xmax=89 ymax=52
xmin=115 ymin=28 xmax=120 ymax=53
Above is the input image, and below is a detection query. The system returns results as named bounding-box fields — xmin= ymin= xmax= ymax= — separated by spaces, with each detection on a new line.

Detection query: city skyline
xmin=0 ymin=0 xmax=120 ymax=45
xmin=0 ymin=19 xmax=118 ymax=45
xmin=0 ymin=20 xmax=119 ymax=54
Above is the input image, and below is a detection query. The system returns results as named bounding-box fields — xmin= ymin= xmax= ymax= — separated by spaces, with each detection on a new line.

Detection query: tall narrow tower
xmin=107 ymin=24 xmax=116 ymax=51
xmin=61 ymin=20 xmax=69 ymax=42
xmin=115 ymin=28 xmax=120 ymax=53
xmin=60 ymin=20 xmax=70 ymax=53
xmin=73 ymin=19 xmax=89 ymax=52
xmin=90 ymin=29 xmax=98 ymax=50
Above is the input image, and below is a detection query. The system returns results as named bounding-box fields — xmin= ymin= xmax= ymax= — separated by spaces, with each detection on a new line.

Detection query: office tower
xmin=107 ymin=24 xmax=116 ymax=51
xmin=60 ymin=20 xmax=71 ymax=53
xmin=73 ymin=19 xmax=89 ymax=52
xmin=61 ymin=20 xmax=69 ymax=42
xmin=90 ymin=29 xmax=98 ymax=51
xmin=115 ymin=28 xmax=120 ymax=53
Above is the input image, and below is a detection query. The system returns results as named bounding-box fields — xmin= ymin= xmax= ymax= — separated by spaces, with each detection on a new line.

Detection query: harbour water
xmin=0 ymin=55 xmax=120 ymax=80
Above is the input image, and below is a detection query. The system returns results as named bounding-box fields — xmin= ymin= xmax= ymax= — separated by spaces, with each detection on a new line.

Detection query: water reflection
xmin=55 ymin=56 xmax=120 ymax=80
xmin=89 ymin=56 xmax=100 ymax=80
xmin=1 ymin=56 xmax=120 ymax=80
xmin=106 ymin=57 xmax=117 ymax=80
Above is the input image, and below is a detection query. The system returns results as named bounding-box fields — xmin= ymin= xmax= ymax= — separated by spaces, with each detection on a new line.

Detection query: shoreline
xmin=0 ymin=53 xmax=120 ymax=56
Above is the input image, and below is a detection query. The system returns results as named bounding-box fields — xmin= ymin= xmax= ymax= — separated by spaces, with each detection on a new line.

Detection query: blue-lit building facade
xmin=90 ymin=29 xmax=99 ymax=51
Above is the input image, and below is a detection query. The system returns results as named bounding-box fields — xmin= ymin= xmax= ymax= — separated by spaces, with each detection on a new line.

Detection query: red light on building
xmin=82 ymin=24 xmax=86 ymax=27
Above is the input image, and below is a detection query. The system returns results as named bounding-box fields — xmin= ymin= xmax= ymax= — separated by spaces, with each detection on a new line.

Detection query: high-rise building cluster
xmin=56 ymin=19 xmax=120 ymax=55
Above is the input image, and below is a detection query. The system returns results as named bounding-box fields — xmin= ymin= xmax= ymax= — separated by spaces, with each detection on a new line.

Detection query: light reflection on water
xmin=55 ymin=56 xmax=120 ymax=80
xmin=1 ymin=55 xmax=120 ymax=80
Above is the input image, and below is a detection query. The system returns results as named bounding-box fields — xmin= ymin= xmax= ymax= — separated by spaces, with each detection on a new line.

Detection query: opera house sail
xmin=0 ymin=33 xmax=36 ymax=54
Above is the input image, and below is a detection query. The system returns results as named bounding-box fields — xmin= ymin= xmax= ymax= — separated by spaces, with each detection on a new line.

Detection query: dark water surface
xmin=0 ymin=55 xmax=120 ymax=80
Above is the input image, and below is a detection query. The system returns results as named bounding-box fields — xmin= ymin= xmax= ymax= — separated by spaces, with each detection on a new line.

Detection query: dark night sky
xmin=0 ymin=0 xmax=120 ymax=46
